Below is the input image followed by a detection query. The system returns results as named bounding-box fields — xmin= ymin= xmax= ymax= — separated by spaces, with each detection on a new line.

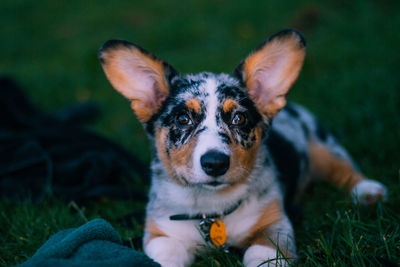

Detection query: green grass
xmin=1 ymin=0 xmax=400 ymax=266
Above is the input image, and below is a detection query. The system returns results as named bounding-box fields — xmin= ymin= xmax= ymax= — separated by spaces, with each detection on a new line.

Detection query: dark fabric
xmin=18 ymin=218 xmax=160 ymax=267
xmin=0 ymin=76 xmax=149 ymax=202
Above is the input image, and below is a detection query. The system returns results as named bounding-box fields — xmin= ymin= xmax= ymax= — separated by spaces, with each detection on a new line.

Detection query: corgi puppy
xmin=99 ymin=29 xmax=387 ymax=267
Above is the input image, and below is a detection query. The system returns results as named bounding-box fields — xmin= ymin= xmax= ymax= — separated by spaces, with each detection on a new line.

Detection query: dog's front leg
xmin=144 ymin=236 xmax=195 ymax=267
xmin=143 ymin=218 xmax=196 ymax=267
xmin=242 ymin=215 xmax=296 ymax=267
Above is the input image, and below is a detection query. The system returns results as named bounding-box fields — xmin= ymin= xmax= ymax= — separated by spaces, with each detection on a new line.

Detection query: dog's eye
xmin=231 ymin=113 xmax=246 ymax=126
xmin=177 ymin=113 xmax=191 ymax=125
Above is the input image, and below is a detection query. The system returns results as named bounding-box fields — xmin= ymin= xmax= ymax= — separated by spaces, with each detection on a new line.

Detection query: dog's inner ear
xmin=99 ymin=40 xmax=177 ymax=122
xmin=235 ymin=30 xmax=306 ymax=118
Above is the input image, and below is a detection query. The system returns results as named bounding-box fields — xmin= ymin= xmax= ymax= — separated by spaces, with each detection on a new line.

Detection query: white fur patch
xmin=351 ymin=179 xmax=388 ymax=205
xmin=157 ymin=177 xmax=248 ymax=215
xmin=192 ymin=77 xmax=230 ymax=182
xmin=225 ymin=197 xmax=268 ymax=244
xmin=145 ymin=236 xmax=195 ymax=267
xmin=273 ymin=109 xmax=308 ymax=153
xmin=243 ymin=245 xmax=288 ymax=267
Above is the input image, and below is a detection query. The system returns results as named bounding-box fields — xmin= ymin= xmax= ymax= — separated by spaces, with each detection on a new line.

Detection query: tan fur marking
xmin=144 ymin=219 xmax=167 ymax=246
xmin=185 ymin=98 xmax=202 ymax=113
xmin=222 ymin=99 xmax=238 ymax=113
xmin=240 ymin=200 xmax=283 ymax=248
xmin=219 ymin=127 xmax=263 ymax=194
xmin=169 ymin=136 xmax=198 ymax=169
xmin=130 ymin=101 xmax=154 ymax=123
xmin=309 ymin=142 xmax=365 ymax=191
xmin=154 ymin=128 xmax=182 ymax=185
xmin=155 ymin=128 xmax=198 ymax=186
xmin=231 ymin=127 xmax=262 ymax=176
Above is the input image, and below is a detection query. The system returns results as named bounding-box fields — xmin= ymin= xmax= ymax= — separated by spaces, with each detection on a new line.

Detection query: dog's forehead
xmin=170 ymin=72 xmax=243 ymax=103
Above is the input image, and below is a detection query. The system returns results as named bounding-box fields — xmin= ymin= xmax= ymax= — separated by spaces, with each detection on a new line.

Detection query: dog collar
xmin=169 ymin=199 xmax=243 ymax=221
xmin=169 ymin=199 xmax=243 ymax=249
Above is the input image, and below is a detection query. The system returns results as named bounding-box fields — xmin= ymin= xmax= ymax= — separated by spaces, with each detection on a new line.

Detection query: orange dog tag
xmin=209 ymin=220 xmax=227 ymax=247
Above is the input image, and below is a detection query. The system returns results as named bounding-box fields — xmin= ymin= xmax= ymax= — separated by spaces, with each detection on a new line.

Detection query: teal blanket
xmin=19 ymin=218 xmax=160 ymax=267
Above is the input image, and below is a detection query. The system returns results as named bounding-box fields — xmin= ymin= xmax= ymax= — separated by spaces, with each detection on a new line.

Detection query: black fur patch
xmin=164 ymin=102 xmax=205 ymax=148
xmin=145 ymin=76 xmax=206 ymax=135
xmin=316 ymin=122 xmax=329 ymax=142
xmin=301 ymin=122 xmax=310 ymax=139
xmin=265 ymin=128 xmax=304 ymax=216
xmin=218 ymin=132 xmax=231 ymax=145
xmin=217 ymin=84 xmax=262 ymax=149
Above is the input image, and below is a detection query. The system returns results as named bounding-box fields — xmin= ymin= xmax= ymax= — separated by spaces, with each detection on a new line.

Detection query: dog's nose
xmin=200 ymin=151 xmax=230 ymax=177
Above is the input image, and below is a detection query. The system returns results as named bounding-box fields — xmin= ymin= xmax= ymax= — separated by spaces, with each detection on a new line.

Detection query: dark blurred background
xmin=1 ymin=1 xmax=400 ymax=265
xmin=1 ymin=0 xmax=399 ymax=172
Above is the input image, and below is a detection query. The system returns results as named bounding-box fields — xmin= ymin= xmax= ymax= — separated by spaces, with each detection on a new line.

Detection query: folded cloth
xmin=18 ymin=218 xmax=160 ymax=267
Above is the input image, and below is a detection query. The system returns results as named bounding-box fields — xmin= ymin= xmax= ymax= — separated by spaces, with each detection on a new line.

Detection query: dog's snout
xmin=200 ymin=151 xmax=230 ymax=177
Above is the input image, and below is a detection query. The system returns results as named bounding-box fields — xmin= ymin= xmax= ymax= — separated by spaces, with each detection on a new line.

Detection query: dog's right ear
xmin=234 ymin=29 xmax=306 ymax=118
xmin=99 ymin=40 xmax=177 ymax=122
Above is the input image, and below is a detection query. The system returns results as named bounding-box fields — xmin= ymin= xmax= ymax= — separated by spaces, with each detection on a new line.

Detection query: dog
xmin=99 ymin=29 xmax=387 ymax=267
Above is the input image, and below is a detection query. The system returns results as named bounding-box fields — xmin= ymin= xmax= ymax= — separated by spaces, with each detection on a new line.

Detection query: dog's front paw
xmin=243 ymin=245 xmax=289 ymax=267
xmin=351 ymin=179 xmax=388 ymax=205
xmin=144 ymin=236 xmax=194 ymax=267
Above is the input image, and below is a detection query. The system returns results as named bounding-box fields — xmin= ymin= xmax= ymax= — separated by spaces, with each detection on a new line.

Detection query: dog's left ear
xmin=234 ymin=29 xmax=306 ymax=117
xmin=99 ymin=40 xmax=178 ymax=123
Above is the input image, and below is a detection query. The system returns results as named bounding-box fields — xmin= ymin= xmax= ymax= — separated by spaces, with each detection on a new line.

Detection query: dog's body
xmin=99 ymin=30 xmax=387 ymax=267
